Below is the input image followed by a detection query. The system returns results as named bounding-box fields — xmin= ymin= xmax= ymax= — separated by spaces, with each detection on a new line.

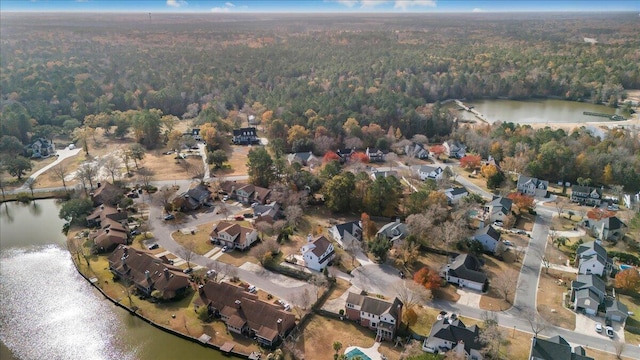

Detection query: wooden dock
xmin=454 ymin=100 xmax=489 ymax=123
xmin=583 ymin=111 xmax=625 ymax=121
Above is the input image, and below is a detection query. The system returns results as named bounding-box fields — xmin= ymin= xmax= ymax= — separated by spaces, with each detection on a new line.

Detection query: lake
xmin=0 ymin=200 xmax=230 ymax=360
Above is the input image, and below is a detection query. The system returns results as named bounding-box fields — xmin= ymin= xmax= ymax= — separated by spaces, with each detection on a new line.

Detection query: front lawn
xmin=172 ymin=222 xmax=215 ymax=255
xmin=536 ymin=269 xmax=576 ymax=329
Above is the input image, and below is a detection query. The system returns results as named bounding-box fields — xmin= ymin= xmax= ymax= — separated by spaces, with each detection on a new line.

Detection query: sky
xmin=1 ymin=0 xmax=638 ymax=13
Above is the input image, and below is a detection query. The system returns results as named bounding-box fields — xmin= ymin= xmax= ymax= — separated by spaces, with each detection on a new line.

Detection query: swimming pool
xmin=346 ymin=348 xmax=372 ymax=360
xmin=620 ymin=264 xmax=635 ymax=271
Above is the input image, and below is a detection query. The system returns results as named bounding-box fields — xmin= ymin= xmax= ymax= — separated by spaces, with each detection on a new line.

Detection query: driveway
xmin=456 ymin=288 xmax=482 ymax=308
xmin=575 ymin=313 xmax=626 ymax=342
xmin=18 ymin=146 xmax=81 ymax=189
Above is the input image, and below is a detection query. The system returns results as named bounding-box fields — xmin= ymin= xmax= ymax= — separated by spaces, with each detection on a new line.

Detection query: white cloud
xmin=225 ymin=2 xmax=235 ymax=7
xmin=472 ymin=8 xmax=485 ymax=13
xmin=336 ymin=0 xmax=359 ymax=7
xmin=361 ymin=0 xmax=389 ymax=8
xmin=210 ymin=7 xmax=231 ymax=13
xmin=166 ymin=0 xmax=188 ymax=8
xmin=394 ymin=0 xmax=437 ymax=10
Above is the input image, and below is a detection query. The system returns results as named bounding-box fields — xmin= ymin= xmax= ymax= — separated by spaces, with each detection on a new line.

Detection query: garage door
xmin=585 ymin=308 xmax=597 ymax=315
xmin=610 ymin=314 xmax=622 ymax=322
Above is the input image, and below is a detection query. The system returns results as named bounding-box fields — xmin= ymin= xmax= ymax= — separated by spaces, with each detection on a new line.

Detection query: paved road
xmin=18 ymin=147 xmax=82 ymax=190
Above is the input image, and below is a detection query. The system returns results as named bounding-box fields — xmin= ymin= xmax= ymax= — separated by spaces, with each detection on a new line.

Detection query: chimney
xmin=97 ymin=182 xmax=102 ymax=188
xmin=234 ymin=300 xmax=241 ymax=309
xmin=164 ymin=268 xmax=170 ymax=279
xmin=277 ymin=318 xmax=283 ymax=334
xmin=145 ymin=270 xmax=151 ymax=281
xmin=100 ymin=204 xmax=104 ymax=210
xmin=105 ymin=228 xmax=110 ymax=233
xmin=307 ymin=234 xmax=313 ymax=242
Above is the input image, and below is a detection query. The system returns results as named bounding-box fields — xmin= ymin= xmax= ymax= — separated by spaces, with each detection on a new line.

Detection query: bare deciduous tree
xmin=51 ymin=163 xmax=68 ymax=191
xmin=177 ymin=241 xmax=196 ymax=270
xmin=138 ymin=167 xmax=154 ymax=192
xmin=479 ymin=311 xmax=503 ymax=359
xmin=77 ymin=161 xmax=100 ymax=193
xmin=285 ymin=205 xmax=303 ymax=227
xmin=155 ymin=185 xmax=176 ymax=211
xmin=492 ymin=271 xmax=518 ymax=302
xmin=393 ymin=280 xmax=430 ymax=312
xmin=103 ymin=154 xmax=122 ymax=183
xmin=554 ymin=197 xmax=569 ymax=218
xmin=614 ymin=340 xmax=625 ymax=359
xmin=525 ymin=309 xmax=548 ymax=337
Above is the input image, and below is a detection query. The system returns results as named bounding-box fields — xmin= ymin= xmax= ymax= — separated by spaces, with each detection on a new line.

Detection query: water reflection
xmin=27 ymin=201 xmax=42 ymax=216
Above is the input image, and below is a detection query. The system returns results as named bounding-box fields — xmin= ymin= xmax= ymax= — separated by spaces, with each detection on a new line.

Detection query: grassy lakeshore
xmin=67 ymin=233 xmax=262 ymax=358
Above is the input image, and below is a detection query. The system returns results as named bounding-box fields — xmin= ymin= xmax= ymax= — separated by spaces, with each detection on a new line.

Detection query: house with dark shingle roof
xmin=365 ymin=147 xmax=386 ymax=162
xmin=344 ymin=291 xmax=402 ymax=342
xmin=287 ymin=152 xmax=320 ymax=167
xmin=210 ymin=221 xmax=258 ymax=251
xmin=253 ymin=202 xmax=282 ymax=224
xmin=529 ymin=335 xmax=593 ymax=360
xmin=86 ymin=205 xmax=130 ymax=253
xmin=301 ymin=235 xmax=335 ymax=271
xmin=444 ymin=187 xmax=469 ymax=204
xmin=90 ymin=182 xmax=124 ymax=206
xmin=443 ymin=140 xmax=466 ymax=159
xmin=570 ymin=185 xmax=602 ymax=206
xmin=329 ymin=220 xmax=362 ymax=248
xmin=404 ymin=142 xmax=429 ymax=159
xmin=483 ymin=196 xmax=513 ymax=223
xmin=179 ymin=184 xmax=211 ymax=211
xmin=605 ymin=297 xmax=629 ymax=323
xmin=108 ymin=245 xmax=190 ymax=300
xmin=441 ymin=254 xmax=488 ymax=292
xmin=584 ymin=216 xmax=628 ymax=242
xmin=232 ymin=127 xmax=259 ymax=145
xmin=516 ymin=175 xmax=549 ymax=198
xmin=422 ymin=318 xmax=483 ymax=359
xmin=195 ymin=281 xmax=296 ymax=347
xmin=473 ymin=225 xmax=504 ymax=254
xmin=376 ymin=219 xmax=409 ymax=243
xmin=570 ymin=274 xmax=606 ymax=315
xmin=574 ymin=241 xmax=613 ymax=276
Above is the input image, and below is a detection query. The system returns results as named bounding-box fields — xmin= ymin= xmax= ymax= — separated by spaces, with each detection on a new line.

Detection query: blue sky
xmin=1 ymin=1 xmax=638 ymax=13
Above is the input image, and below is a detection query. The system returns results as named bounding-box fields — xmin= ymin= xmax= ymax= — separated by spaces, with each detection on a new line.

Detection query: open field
xmin=536 ymin=269 xmax=576 ymax=329
xmin=480 ymin=254 xmax=522 ymax=311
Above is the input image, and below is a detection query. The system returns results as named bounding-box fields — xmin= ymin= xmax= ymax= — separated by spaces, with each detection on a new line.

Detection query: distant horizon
xmin=1 ymin=1 xmax=638 ymax=14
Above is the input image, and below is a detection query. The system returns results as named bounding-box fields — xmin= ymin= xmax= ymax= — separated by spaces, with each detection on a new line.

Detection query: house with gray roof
xmin=529 ymin=335 xmax=593 ymax=360
xmin=344 ymin=292 xmax=403 ymax=342
xmin=441 ymin=254 xmax=488 ymax=292
xmin=445 ymin=187 xmax=469 ymax=204
xmin=417 ymin=165 xmax=444 ymax=181
xmin=483 ymin=196 xmax=512 ymax=223
xmin=181 ymin=184 xmax=212 ymax=211
xmin=605 ymin=298 xmax=629 ymax=323
xmin=473 ymin=225 xmax=504 ymax=254
xmin=570 ymin=185 xmax=602 ymax=206
xmin=376 ymin=219 xmax=409 ymax=243
xmin=584 ymin=216 xmax=628 ymax=242
xmin=443 ymin=140 xmax=466 ymax=159
xmin=422 ymin=318 xmax=483 ymax=359
xmin=574 ymin=241 xmax=612 ymax=276
xmin=253 ymin=202 xmax=282 ymax=224
xmin=570 ymin=274 xmax=606 ymax=315
xmin=329 ymin=220 xmax=362 ymax=248
xmin=370 ymin=169 xmax=398 ymax=181
xmin=516 ymin=175 xmax=549 ymax=198
xmin=404 ymin=142 xmax=429 ymax=159
xmin=287 ymin=152 xmax=320 ymax=167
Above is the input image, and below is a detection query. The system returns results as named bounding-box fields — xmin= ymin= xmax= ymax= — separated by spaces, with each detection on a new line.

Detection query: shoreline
xmin=67 ymin=239 xmax=250 ymax=360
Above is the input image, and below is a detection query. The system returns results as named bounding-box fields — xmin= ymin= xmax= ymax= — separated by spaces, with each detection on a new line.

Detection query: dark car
xmin=243 ymin=213 xmax=254 ymax=218
xmin=148 ymin=243 xmax=159 ymax=250
xmin=182 ymin=267 xmax=193 ymax=274
xmin=163 ymin=214 xmax=175 ymax=221
xmin=234 ymin=216 xmax=244 ymax=221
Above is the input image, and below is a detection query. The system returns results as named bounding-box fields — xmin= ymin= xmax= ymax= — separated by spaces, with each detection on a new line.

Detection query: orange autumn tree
xmin=322 ymin=151 xmax=340 ymax=163
xmin=586 ymin=208 xmax=615 ymax=221
xmin=351 ymin=152 xmax=369 ymax=164
xmin=361 ymin=212 xmax=378 ymax=241
xmin=615 ymin=268 xmax=640 ymax=292
xmin=414 ymin=266 xmax=441 ymax=290
xmin=460 ymin=155 xmax=481 ymax=170
xmin=429 ymin=145 xmax=446 ymax=157
xmin=507 ymin=192 xmax=535 ymax=212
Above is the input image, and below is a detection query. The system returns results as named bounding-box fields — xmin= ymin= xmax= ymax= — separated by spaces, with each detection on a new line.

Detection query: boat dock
xmin=583 ymin=111 xmax=625 ymax=121
xmin=454 ymin=99 xmax=490 ymax=123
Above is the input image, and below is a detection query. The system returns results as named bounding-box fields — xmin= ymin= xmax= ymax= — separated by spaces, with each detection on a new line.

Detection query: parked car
xmin=503 ymin=240 xmax=513 ymax=247
xmin=247 ymin=285 xmax=257 ymax=293
xmin=607 ymin=205 xmax=619 ymax=211
xmin=595 ymin=322 xmax=602 ymax=333
xmin=147 ymin=243 xmax=159 ymax=250
xmin=130 ymin=230 xmax=140 ymax=236
xmin=234 ymin=216 xmax=244 ymax=221
xmin=243 ymin=213 xmax=254 ymax=218
xmin=127 ymin=192 xmax=139 ymax=198
xmin=493 ymin=221 xmax=504 ymax=227
xmin=163 ymin=214 xmax=175 ymax=221
xmin=283 ymin=303 xmax=291 ymax=311
xmin=605 ymin=326 xmax=614 ymax=338
xmin=516 ymin=230 xmax=527 ymax=235
xmin=221 ymin=245 xmax=229 ymax=252
xmin=222 ymin=195 xmax=230 ymax=201
xmin=182 ymin=267 xmax=193 ymax=274
xmin=206 ymin=269 xmax=217 ymax=278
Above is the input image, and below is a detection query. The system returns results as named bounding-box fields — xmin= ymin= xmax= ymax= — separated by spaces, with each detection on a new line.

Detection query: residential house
xmin=529 ymin=335 xmax=594 ymax=360
xmin=574 ymin=241 xmax=613 ymax=276
xmin=301 ymin=235 xmax=335 ymax=272
xmin=253 ymin=202 xmax=282 ymax=224
xmin=517 ymin=176 xmax=549 ymax=198
xmin=605 ymin=298 xmax=629 ymax=323
xmin=190 ymin=128 xmax=202 ymax=141
xmin=195 ymin=281 xmax=296 ymax=347
xmin=422 ymin=318 xmax=483 ymax=360
xmin=232 ymin=127 xmax=259 ymax=145
xmin=483 ymin=196 xmax=513 ymax=223
xmin=28 ymin=138 xmax=56 ymax=158
xmin=108 ymin=245 xmax=190 ymax=300
xmin=584 ymin=216 xmax=628 ymax=242
xmin=287 ymin=152 xmax=320 ymax=167
xmin=417 ymin=165 xmax=444 ymax=181
xmin=445 ymin=187 xmax=469 ymax=204
xmin=337 ymin=148 xmax=354 ymax=162
xmin=224 ymin=182 xmax=271 ymax=205
xmin=376 ymin=219 xmax=409 ymax=243
xmin=90 ymin=182 xmax=124 ymax=206
xmin=86 ymin=205 xmax=130 ymax=253
xmin=329 ymin=220 xmax=362 ymax=248
xmin=210 ymin=221 xmax=259 ymax=251
xmin=443 ymin=140 xmax=466 ymax=159
xmin=366 ymin=147 xmax=385 ymax=162
xmin=570 ymin=186 xmax=602 ymax=206
xmin=86 ymin=205 xmax=128 ymax=227
xmin=370 ymin=169 xmax=398 ymax=181
xmin=344 ymin=291 xmax=403 ymax=342
xmin=570 ymin=274 xmax=606 ymax=315
xmin=472 ymin=225 xmax=504 ymax=254
xmin=179 ymin=184 xmax=211 ymax=211
xmin=404 ymin=142 xmax=429 ymax=159
xmin=441 ymin=254 xmax=488 ymax=292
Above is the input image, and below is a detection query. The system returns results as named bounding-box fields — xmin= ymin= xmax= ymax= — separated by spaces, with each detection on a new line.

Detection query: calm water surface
xmin=0 ymin=200 xmax=228 ymax=360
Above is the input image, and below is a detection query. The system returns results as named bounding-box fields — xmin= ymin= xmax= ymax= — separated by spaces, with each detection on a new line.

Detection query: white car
xmin=247 ymin=285 xmax=257 ymax=293
xmin=595 ymin=322 xmax=602 ymax=333
xmin=605 ymin=326 xmax=614 ymax=338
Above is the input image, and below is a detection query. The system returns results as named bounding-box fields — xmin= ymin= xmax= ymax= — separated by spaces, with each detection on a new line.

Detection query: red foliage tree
xmin=460 ymin=155 xmax=481 ymax=170
xmin=615 ymin=268 xmax=640 ymax=292
xmin=322 ymin=151 xmax=340 ymax=163
xmin=507 ymin=192 xmax=535 ymax=211
xmin=351 ymin=152 xmax=369 ymax=163
xmin=413 ymin=266 xmax=441 ymax=290
xmin=429 ymin=145 xmax=446 ymax=156
xmin=586 ymin=208 xmax=615 ymax=220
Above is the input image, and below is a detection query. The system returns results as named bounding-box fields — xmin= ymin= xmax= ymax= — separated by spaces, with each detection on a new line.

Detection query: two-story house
xmin=404 ymin=142 xmax=429 ymax=159
xmin=329 ymin=220 xmax=362 ymax=248
xmin=583 ymin=216 xmax=628 ymax=242
xmin=179 ymin=184 xmax=211 ymax=211
xmin=195 ymin=281 xmax=296 ymax=347
xmin=529 ymin=335 xmax=593 ymax=360
xmin=90 ymin=182 xmax=124 ymax=206
xmin=344 ymin=291 xmax=403 ymax=342
xmin=570 ymin=274 xmax=606 ymax=315
xmin=483 ymin=196 xmax=513 ymax=223
xmin=222 ymin=182 xmax=271 ymax=205
xmin=472 ymin=225 xmax=504 ymax=254
xmin=443 ymin=140 xmax=466 ymax=159
xmin=28 ymin=138 xmax=56 ymax=158
xmin=108 ymin=245 xmax=190 ymax=300
xmin=365 ymin=147 xmax=385 ymax=162
xmin=232 ymin=127 xmax=259 ymax=145
xmin=417 ymin=165 xmax=444 ymax=181
xmin=422 ymin=318 xmax=483 ymax=359
xmin=516 ymin=175 xmax=549 ymax=198
xmin=574 ymin=241 xmax=612 ymax=276
xmin=444 ymin=187 xmax=469 ymax=204
xmin=570 ymin=185 xmax=602 ymax=206
xmin=287 ymin=152 xmax=320 ymax=167
xmin=301 ymin=235 xmax=335 ymax=272
xmin=337 ymin=148 xmax=354 ymax=162
xmin=210 ymin=221 xmax=259 ymax=251
xmin=376 ymin=219 xmax=409 ymax=243
xmin=441 ymin=254 xmax=488 ymax=292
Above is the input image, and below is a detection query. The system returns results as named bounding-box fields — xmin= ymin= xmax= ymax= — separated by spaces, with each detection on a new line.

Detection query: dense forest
xmin=1 ymin=12 xmax=639 ymax=146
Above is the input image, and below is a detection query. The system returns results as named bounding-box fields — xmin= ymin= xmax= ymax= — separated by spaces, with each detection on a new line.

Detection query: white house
xmin=345 ymin=292 xmax=403 ymax=342
xmin=301 ymin=235 xmax=335 ymax=272
xmin=417 ymin=165 xmax=444 ymax=181
xmin=209 ymin=221 xmax=259 ymax=251
xmin=422 ymin=318 xmax=483 ymax=359
xmin=441 ymin=254 xmax=487 ymax=292
xmin=329 ymin=220 xmax=362 ymax=248
xmin=483 ymin=196 xmax=512 ymax=223
xmin=443 ymin=140 xmax=466 ymax=159
xmin=444 ymin=187 xmax=469 ymax=204
xmin=574 ymin=241 xmax=612 ymax=276
xmin=516 ymin=175 xmax=549 ymax=198
xmin=584 ymin=216 xmax=628 ymax=242
xmin=472 ymin=225 xmax=503 ymax=254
